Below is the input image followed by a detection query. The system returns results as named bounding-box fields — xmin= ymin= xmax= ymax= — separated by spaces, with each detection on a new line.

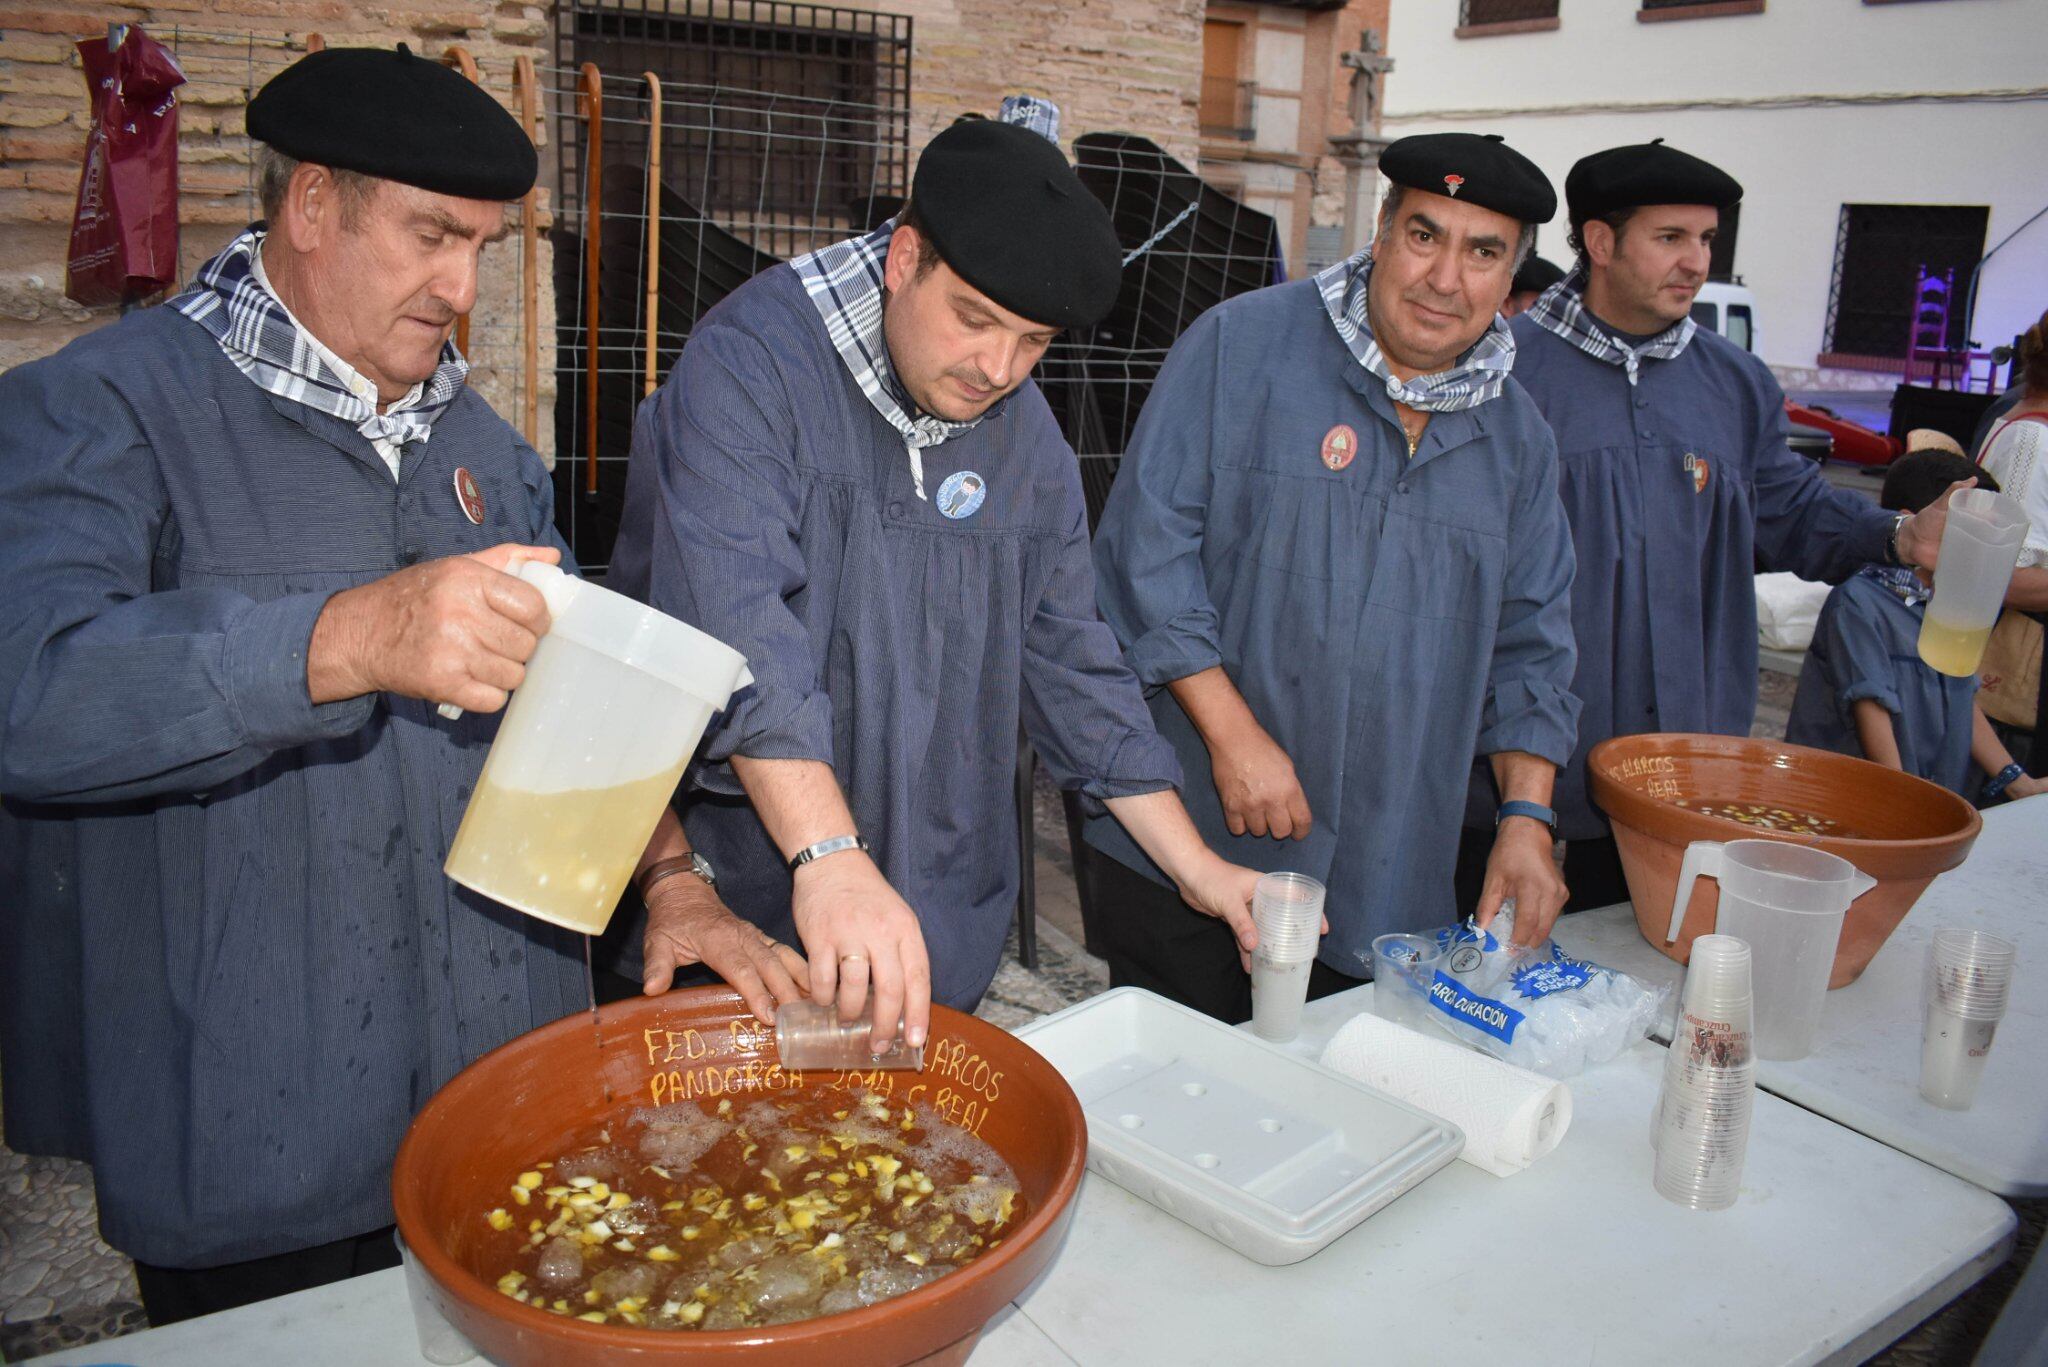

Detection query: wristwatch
xmin=787 ymin=834 xmax=871 ymax=872
xmin=1496 ymin=799 xmax=1558 ymax=833
xmin=1885 ymin=511 xmax=1913 ymax=568
xmin=637 ymin=851 xmax=717 ymax=898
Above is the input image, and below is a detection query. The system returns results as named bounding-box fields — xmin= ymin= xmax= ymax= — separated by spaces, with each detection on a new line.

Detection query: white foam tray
xmin=1015 ymin=987 xmax=1463 ymax=1266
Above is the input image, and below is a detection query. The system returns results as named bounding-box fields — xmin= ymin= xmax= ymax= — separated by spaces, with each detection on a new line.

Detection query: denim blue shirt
xmin=1786 ymin=569 xmax=1978 ymax=795
xmin=1504 ymin=316 xmax=1892 ymax=838
xmin=0 ymin=306 xmax=588 ymax=1266
xmin=607 ymin=265 xmax=1181 ymax=1010
xmin=1083 ymin=280 xmax=1581 ymax=974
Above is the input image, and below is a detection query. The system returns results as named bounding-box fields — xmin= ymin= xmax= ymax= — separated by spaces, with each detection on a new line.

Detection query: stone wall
xmin=0 ymin=4 xmax=555 ymax=454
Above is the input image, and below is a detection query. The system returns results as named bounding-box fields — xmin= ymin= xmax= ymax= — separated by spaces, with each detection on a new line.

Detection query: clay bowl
xmin=392 ymin=986 xmax=1085 ymax=1366
xmin=1588 ymin=733 xmax=1981 ymax=987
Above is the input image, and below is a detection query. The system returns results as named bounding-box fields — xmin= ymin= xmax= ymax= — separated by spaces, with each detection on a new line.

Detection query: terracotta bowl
xmin=1587 ymin=733 xmax=1981 ymax=987
xmin=392 ymin=987 xmax=1085 ymax=1366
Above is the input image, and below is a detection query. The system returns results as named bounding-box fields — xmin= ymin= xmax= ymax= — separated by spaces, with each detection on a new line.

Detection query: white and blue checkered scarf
xmin=1312 ymin=248 xmax=1517 ymax=413
xmin=172 ymin=226 xmax=467 ymax=447
xmin=787 ymin=215 xmax=982 ymax=499
xmin=1524 ymin=262 xmax=1695 ymax=387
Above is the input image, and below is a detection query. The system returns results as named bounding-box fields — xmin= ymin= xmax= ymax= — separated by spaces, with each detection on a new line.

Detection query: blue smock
xmin=1785 ymin=570 xmax=1978 ymax=795
xmin=1505 ymin=318 xmax=1893 ymax=838
xmin=606 ymin=265 xmax=1181 ymax=1010
xmin=0 ymin=307 xmax=588 ymax=1267
xmin=1082 ymin=281 xmax=1581 ymax=974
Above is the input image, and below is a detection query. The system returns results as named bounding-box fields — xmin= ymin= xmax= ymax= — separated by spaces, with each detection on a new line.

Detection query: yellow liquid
xmin=445 ymin=764 xmax=684 ymax=934
xmin=1918 ymin=616 xmax=1994 ymax=677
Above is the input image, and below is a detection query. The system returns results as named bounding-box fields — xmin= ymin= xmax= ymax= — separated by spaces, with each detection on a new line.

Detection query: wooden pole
xmin=440 ymin=46 xmax=481 ymax=357
xmin=641 ymin=71 xmax=662 ymax=401
xmin=580 ymin=61 xmax=603 ymax=498
xmin=512 ymin=55 xmax=540 ymax=447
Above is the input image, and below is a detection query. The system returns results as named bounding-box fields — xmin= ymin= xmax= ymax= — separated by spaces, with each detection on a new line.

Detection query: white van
xmin=1690 ymin=281 xmax=1759 ymax=354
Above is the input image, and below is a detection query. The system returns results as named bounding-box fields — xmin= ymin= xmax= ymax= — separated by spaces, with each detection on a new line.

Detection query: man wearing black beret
xmin=0 ymin=44 xmax=792 ymax=1321
xmin=1461 ymin=138 xmax=1961 ymax=907
xmin=1505 ymin=254 xmax=1565 ymax=317
xmin=1084 ymin=132 xmax=1583 ymax=1020
xmin=609 ymin=110 xmax=1264 ymax=1048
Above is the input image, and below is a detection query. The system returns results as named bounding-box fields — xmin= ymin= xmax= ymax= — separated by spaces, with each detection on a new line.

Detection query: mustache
xmin=949 ymin=367 xmax=1002 ymax=394
xmin=1401 ymin=286 xmax=1469 ymax=321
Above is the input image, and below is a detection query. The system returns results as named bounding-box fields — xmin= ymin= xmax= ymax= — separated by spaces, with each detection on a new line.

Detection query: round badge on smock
xmin=936 ymin=469 xmax=988 ymax=519
xmin=1321 ymin=424 xmax=1359 ymax=472
xmin=453 ymin=467 xmax=486 ymax=524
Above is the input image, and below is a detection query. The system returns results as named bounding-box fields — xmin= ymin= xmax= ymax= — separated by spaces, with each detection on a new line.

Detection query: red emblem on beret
xmin=1444 ymin=174 xmax=1465 ymax=197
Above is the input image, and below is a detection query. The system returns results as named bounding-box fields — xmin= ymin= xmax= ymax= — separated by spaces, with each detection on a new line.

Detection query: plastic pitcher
xmin=444 ymin=562 xmax=752 ymax=935
xmin=1666 ymin=839 xmax=1874 ymax=1061
xmin=1918 ymin=488 xmax=2029 ymax=676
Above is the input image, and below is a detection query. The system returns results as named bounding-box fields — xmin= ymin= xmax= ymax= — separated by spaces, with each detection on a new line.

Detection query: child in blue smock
xmin=1787 ymin=450 xmax=2045 ymax=803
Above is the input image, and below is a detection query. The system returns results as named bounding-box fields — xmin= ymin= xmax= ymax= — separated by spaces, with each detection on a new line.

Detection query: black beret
xmin=1380 ymin=132 xmax=1556 ymax=224
xmin=1512 ymin=254 xmax=1565 ymax=296
xmin=909 ymin=120 xmax=1121 ymax=329
xmin=1566 ymin=139 xmax=1742 ymax=229
xmin=249 ymin=44 xmax=537 ymax=202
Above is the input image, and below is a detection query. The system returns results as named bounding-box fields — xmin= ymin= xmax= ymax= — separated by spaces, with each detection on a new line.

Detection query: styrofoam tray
xmin=1015 ymin=987 xmax=1463 ymax=1265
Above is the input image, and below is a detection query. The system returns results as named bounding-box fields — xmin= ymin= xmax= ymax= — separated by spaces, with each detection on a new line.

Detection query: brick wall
xmin=0 ymin=4 xmax=555 ymax=453
xmin=851 ymin=0 xmax=1204 ymax=168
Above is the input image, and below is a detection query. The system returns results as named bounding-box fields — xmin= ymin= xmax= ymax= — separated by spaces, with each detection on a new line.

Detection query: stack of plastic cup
xmin=1920 ymin=929 xmax=2017 ymax=1110
xmin=1370 ymin=933 xmax=1443 ymax=1034
xmin=1250 ymin=872 xmax=1325 ymax=1043
xmin=1653 ymin=934 xmax=1757 ymax=1211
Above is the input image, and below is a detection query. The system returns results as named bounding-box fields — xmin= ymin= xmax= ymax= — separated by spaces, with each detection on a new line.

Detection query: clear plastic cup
xmin=395 ymin=1230 xmax=478 ymax=1364
xmin=774 ymin=1001 xmax=924 ymax=1071
xmin=1654 ymin=935 xmax=1756 ymax=1211
xmin=1370 ymin=933 xmax=1443 ymax=1034
xmin=1920 ymin=930 xmax=2016 ymax=1109
xmin=1918 ymin=489 xmax=2030 ymax=676
xmin=1251 ymin=948 xmax=1315 ymax=1042
xmin=1667 ymin=840 xmax=1872 ymax=1061
xmin=1252 ymin=872 xmax=1325 ymax=963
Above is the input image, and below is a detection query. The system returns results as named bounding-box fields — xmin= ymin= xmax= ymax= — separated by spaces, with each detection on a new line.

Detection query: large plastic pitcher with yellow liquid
xmin=444 ymin=562 xmax=752 ymax=934
xmin=1918 ymin=489 xmax=2028 ymax=677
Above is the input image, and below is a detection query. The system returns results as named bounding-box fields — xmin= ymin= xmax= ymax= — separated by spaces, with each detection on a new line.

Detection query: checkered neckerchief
xmin=1313 ymin=248 xmax=1516 ymax=413
xmin=1525 ymin=263 xmax=1695 ymax=387
xmin=171 ymin=226 xmax=467 ymax=447
xmin=788 ymin=219 xmax=984 ymax=500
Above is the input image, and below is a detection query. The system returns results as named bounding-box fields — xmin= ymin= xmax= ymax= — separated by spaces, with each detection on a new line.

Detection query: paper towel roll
xmin=1319 ymin=1011 xmax=1571 ymax=1178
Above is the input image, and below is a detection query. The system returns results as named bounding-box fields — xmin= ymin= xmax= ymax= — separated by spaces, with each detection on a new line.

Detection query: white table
xmin=27 ymin=986 xmax=2020 ymax=1367
xmin=1552 ymin=794 xmax=2048 ymax=1197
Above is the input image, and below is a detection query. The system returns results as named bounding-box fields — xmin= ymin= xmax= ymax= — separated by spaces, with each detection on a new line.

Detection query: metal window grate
xmin=1198 ymin=77 xmax=1256 ymax=140
xmin=549 ymin=0 xmax=913 ymax=570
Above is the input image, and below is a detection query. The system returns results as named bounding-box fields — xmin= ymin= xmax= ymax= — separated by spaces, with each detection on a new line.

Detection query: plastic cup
xmin=1250 ymin=949 xmax=1315 ymax=1042
xmin=1918 ymin=488 xmax=2030 ymax=676
xmin=1919 ymin=930 xmax=2016 ymax=1109
xmin=444 ymin=563 xmax=753 ymax=936
xmin=396 ymin=1230 xmax=477 ymax=1364
xmin=1653 ymin=935 xmax=1756 ymax=1211
xmin=1252 ymin=872 xmax=1325 ymax=963
xmin=774 ymin=1000 xmax=924 ymax=1072
xmin=1668 ymin=839 xmax=1872 ymax=1061
xmin=1370 ymin=933 xmax=1443 ymax=1034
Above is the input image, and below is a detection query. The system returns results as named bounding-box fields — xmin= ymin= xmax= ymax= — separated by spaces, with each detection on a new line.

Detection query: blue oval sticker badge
xmin=936 ymin=470 xmax=987 ymax=520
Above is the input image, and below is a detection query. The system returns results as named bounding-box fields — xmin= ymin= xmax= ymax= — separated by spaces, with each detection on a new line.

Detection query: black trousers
xmin=1091 ymin=851 xmax=1366 ymax=1024
xmin=1451 ymin=825 xmax=1632 ymax=920
xmin=135 ymin=1225 xmax=400 ymax=1327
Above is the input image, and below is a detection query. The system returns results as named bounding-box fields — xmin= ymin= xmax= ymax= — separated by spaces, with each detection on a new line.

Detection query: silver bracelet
xmin=786 ymin=834 xmax=870 ymax=872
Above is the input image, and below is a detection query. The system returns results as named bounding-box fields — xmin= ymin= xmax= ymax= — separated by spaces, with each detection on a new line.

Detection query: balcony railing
xmin=1199 ymin=77 xmax=1255 ymax=141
